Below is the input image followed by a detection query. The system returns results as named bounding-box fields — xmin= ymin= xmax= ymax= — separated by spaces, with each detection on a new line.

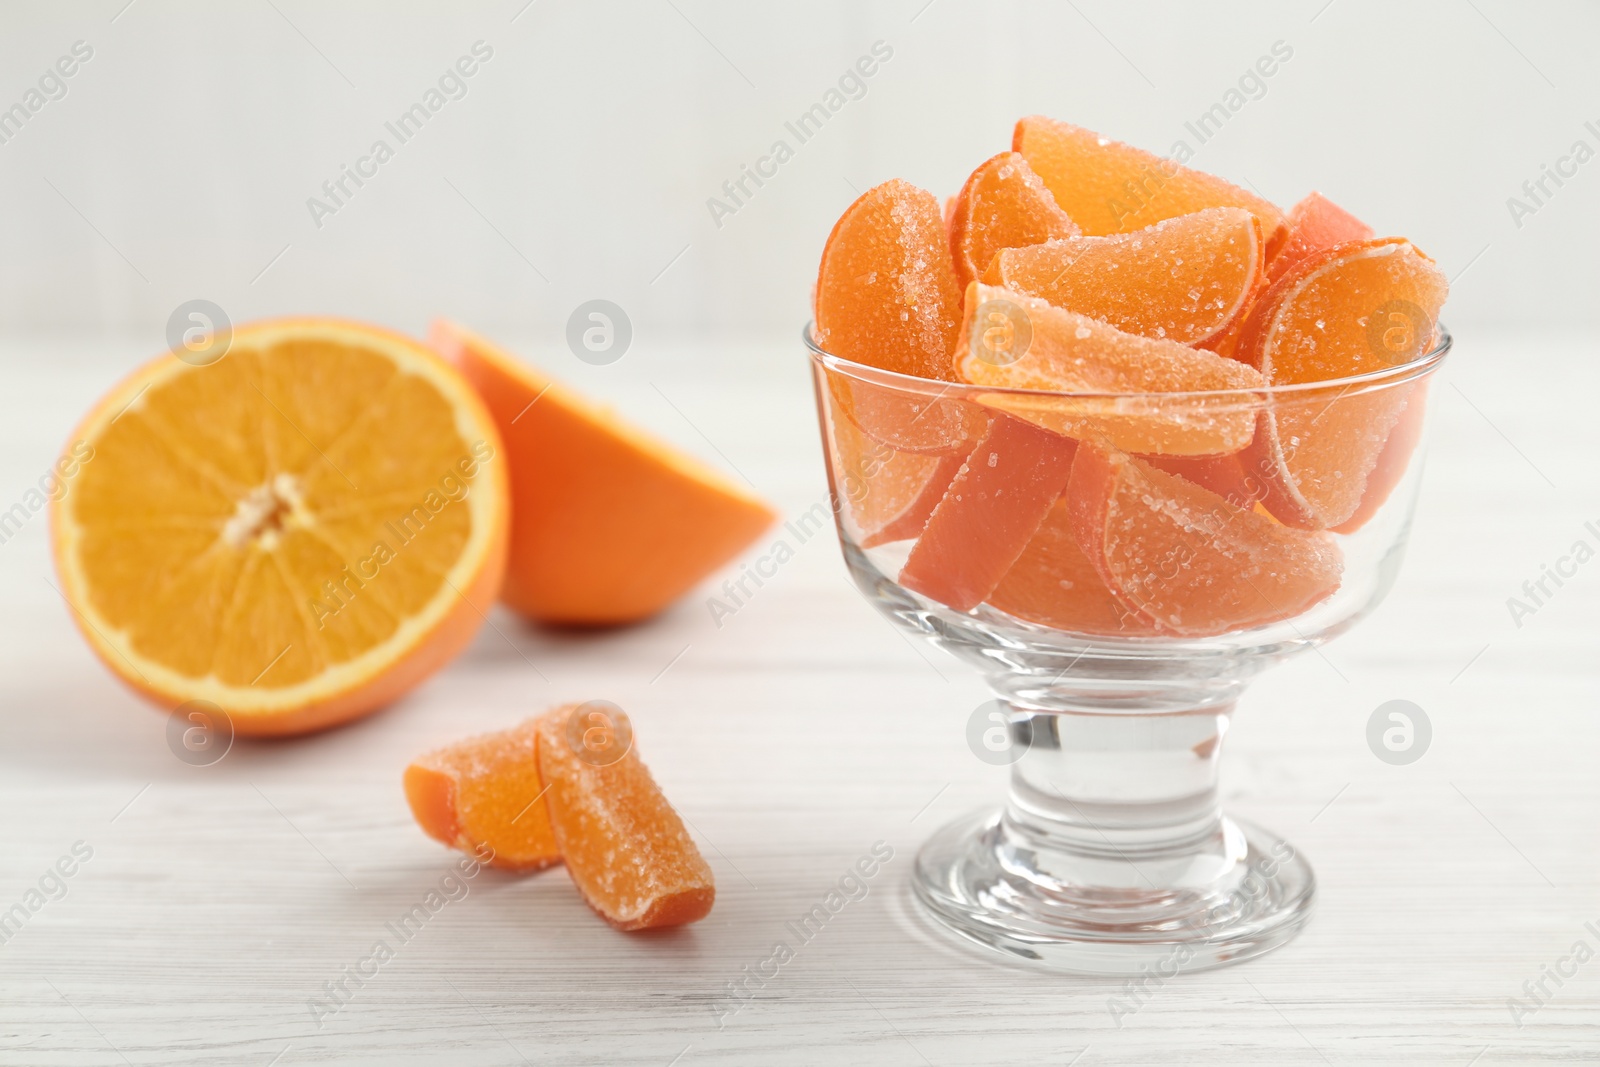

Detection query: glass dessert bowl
xmin=806 ymin=322 xmax=1451 ymax=975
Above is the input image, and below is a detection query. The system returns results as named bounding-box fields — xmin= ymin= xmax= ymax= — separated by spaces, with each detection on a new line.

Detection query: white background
xmin=0 ymin=0 xmax=1594 ymax=343
xmin=0 ymin=2 xmax=1597 ymax=1065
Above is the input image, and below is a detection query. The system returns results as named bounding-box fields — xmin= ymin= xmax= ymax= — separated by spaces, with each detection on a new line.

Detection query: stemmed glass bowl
xmin=807 ymin=322 xmax=1450 ymax=975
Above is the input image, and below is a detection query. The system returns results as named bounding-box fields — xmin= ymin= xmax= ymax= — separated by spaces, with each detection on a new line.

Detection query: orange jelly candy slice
xmin=1331 ymin=380 xmax=1428 ymax=534
xmin=899 ymin=415 xmax=1077 ymax=611
xmin=1067 ymin=443 xmax=1343 ymax=636
xmin=1141 ymin=451 xmax=1265 ymax=510
xmin=404 ymin=719 xmax=561 ymax=871
xmin=830 ymin=407 xmax=969 ymax=547
xmin=984 ymin=207 xmax=1264 ymax=349
xmin=1268 ymin=192 xmax=1374 ymax=285
xmin=1014 ymin=116 xmax=1287 ymax=253
xmin=1236 ymin=238 xmax=1448 ymax=529
xmin=814 ymin=179 xmax=962 ymax=381
xmin=986 ymin=497 xmax=1155 ymax=636
xmin=956 ymin=282 xmax=1265 ymax=455
xmin=821 ymin=367 xmax=987 ymax=456
xmin=949 ymin=151 xmax=1081 ymax=291
xmin=536 ymin=704 xmax=714 ymax=931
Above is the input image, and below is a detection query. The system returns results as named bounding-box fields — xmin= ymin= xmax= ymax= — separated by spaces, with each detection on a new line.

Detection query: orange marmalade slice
xmin=404 ymin=718 xmax=561 ymax=871
xmin=814 ymin=179 xmax=963 ymax=381
xmin=1236 ymin=238 xmax=1448 ymax=529
xmin=536 ymin=704 xmax=714 ymax=931
xmin=955 ymin=282 xmax=1265 ymax=455
xmin=1014 ymin=116 xmax=1287 ymax=253
xmin=898 ymin=415 xmax=1077 ymax=611
xmin=949 ymin=151 xmax=1081 ymax=291
xmin=1067 ymin=443 xmax=1343 ymax=636
xmin=984 ymin=208 xmax=1264 ymax=349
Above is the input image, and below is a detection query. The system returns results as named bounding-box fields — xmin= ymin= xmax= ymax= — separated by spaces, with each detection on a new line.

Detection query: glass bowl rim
xmin=803 ymin=320 xmax=1451 ymax=402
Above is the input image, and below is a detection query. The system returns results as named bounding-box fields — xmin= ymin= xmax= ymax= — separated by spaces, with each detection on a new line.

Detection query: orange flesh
xmin=956 ymin=282 xmax=1265 ymax=455
xmin=987 ymin=497 xmax=1155 ymax=636
xmin=1268 ymin=192 xmax=1374 ymax=285
xmin=984 ymin=208 xmax=1263 ymax=348
xmin=814 ymin=179 xmax=963 ymax=382
xmin=404 ymin=719 xmax=561 ymax=871
xmin=52 ymin=319 xmax=508 ymax=736
xmin=535 ymin=707 xmax=713 ymax=931
xmin=1067 ymin=443 xmax=1343 ymax=636
xmin=899 ymin=416 xmax=1077 ymax=611
xmin=1236 ymin=239 xmax=1448 ymax=529
xmin=432 ymin=320 xmax=775 ymax=624
xmin=1014 ymin=116 xmax=1287 ymax=254
xmin=949 ymin=152 xmax=1081 ymax=291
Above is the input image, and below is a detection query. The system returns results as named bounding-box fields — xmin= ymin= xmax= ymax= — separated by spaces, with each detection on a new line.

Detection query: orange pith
xmin=536 ymin=706 xmax=715 ymax=931
xmin=949 ymin=151 xmax=1081 ymax=291
xmin=404 ymin=719 xmax=561 ymax=870
xmin=814 ymin=179 xmax=963 ymax=382
xmin=984 ymin=208 xmax=1264 ymax=348
xmin=432 ymin=320 xmax=775 ymax=625
xmin=1066 ymin=443 xmax=1343 ymax=637
xmin=52 ymin=319 xmax=508 ymax=736
xmin=955 ymin=282 xmax=1265 ymax=455
xmin=1236 ymin=238 xmax=1448 ymax=529
xmin=1014 ymin=116 xmax=1287 ymax=254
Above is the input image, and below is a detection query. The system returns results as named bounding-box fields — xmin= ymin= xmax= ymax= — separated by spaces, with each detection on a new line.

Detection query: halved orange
xmin=51 ymin=319 xmax=510 ymax=736
xmin=432 ymin=320 xmax=776 ymax=625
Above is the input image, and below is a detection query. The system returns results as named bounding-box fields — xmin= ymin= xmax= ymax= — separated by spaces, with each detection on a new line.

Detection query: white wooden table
xmin=0 ymin=328 xmax=1595 ymax=1065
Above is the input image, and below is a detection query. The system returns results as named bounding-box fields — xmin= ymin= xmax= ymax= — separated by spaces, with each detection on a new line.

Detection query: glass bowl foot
xmin=913 ymin=807 xmax=1315 ymax=976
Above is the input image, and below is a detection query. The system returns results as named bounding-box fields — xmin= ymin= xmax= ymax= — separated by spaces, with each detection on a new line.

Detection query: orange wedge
xmin=1014 ymin=116 xmax=1287 ymax=254
xmin=431 ymin=321 xmax=776 ymax=625
xmin=949 ymin=151 xmax=1081 ymax=291
xmin=984 ymin=208 xmax=1265 ymax=349
xmin=404 ymin=718 xmax=561 ymax=870
xmin=536 ymin=705 xmax=715 ymax=930
xmin=955 ymin=282 xmax=1265 ymax=455
xmin=814 ymin=179 xmax=963 ymax=382
xmin=1236 ymin=238 xmax=1448 ymax=529
xmin=51 ymin=319 xmax=509 ymax=736
xmin=1067 ymin=442 xmax=1343 ymax=636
